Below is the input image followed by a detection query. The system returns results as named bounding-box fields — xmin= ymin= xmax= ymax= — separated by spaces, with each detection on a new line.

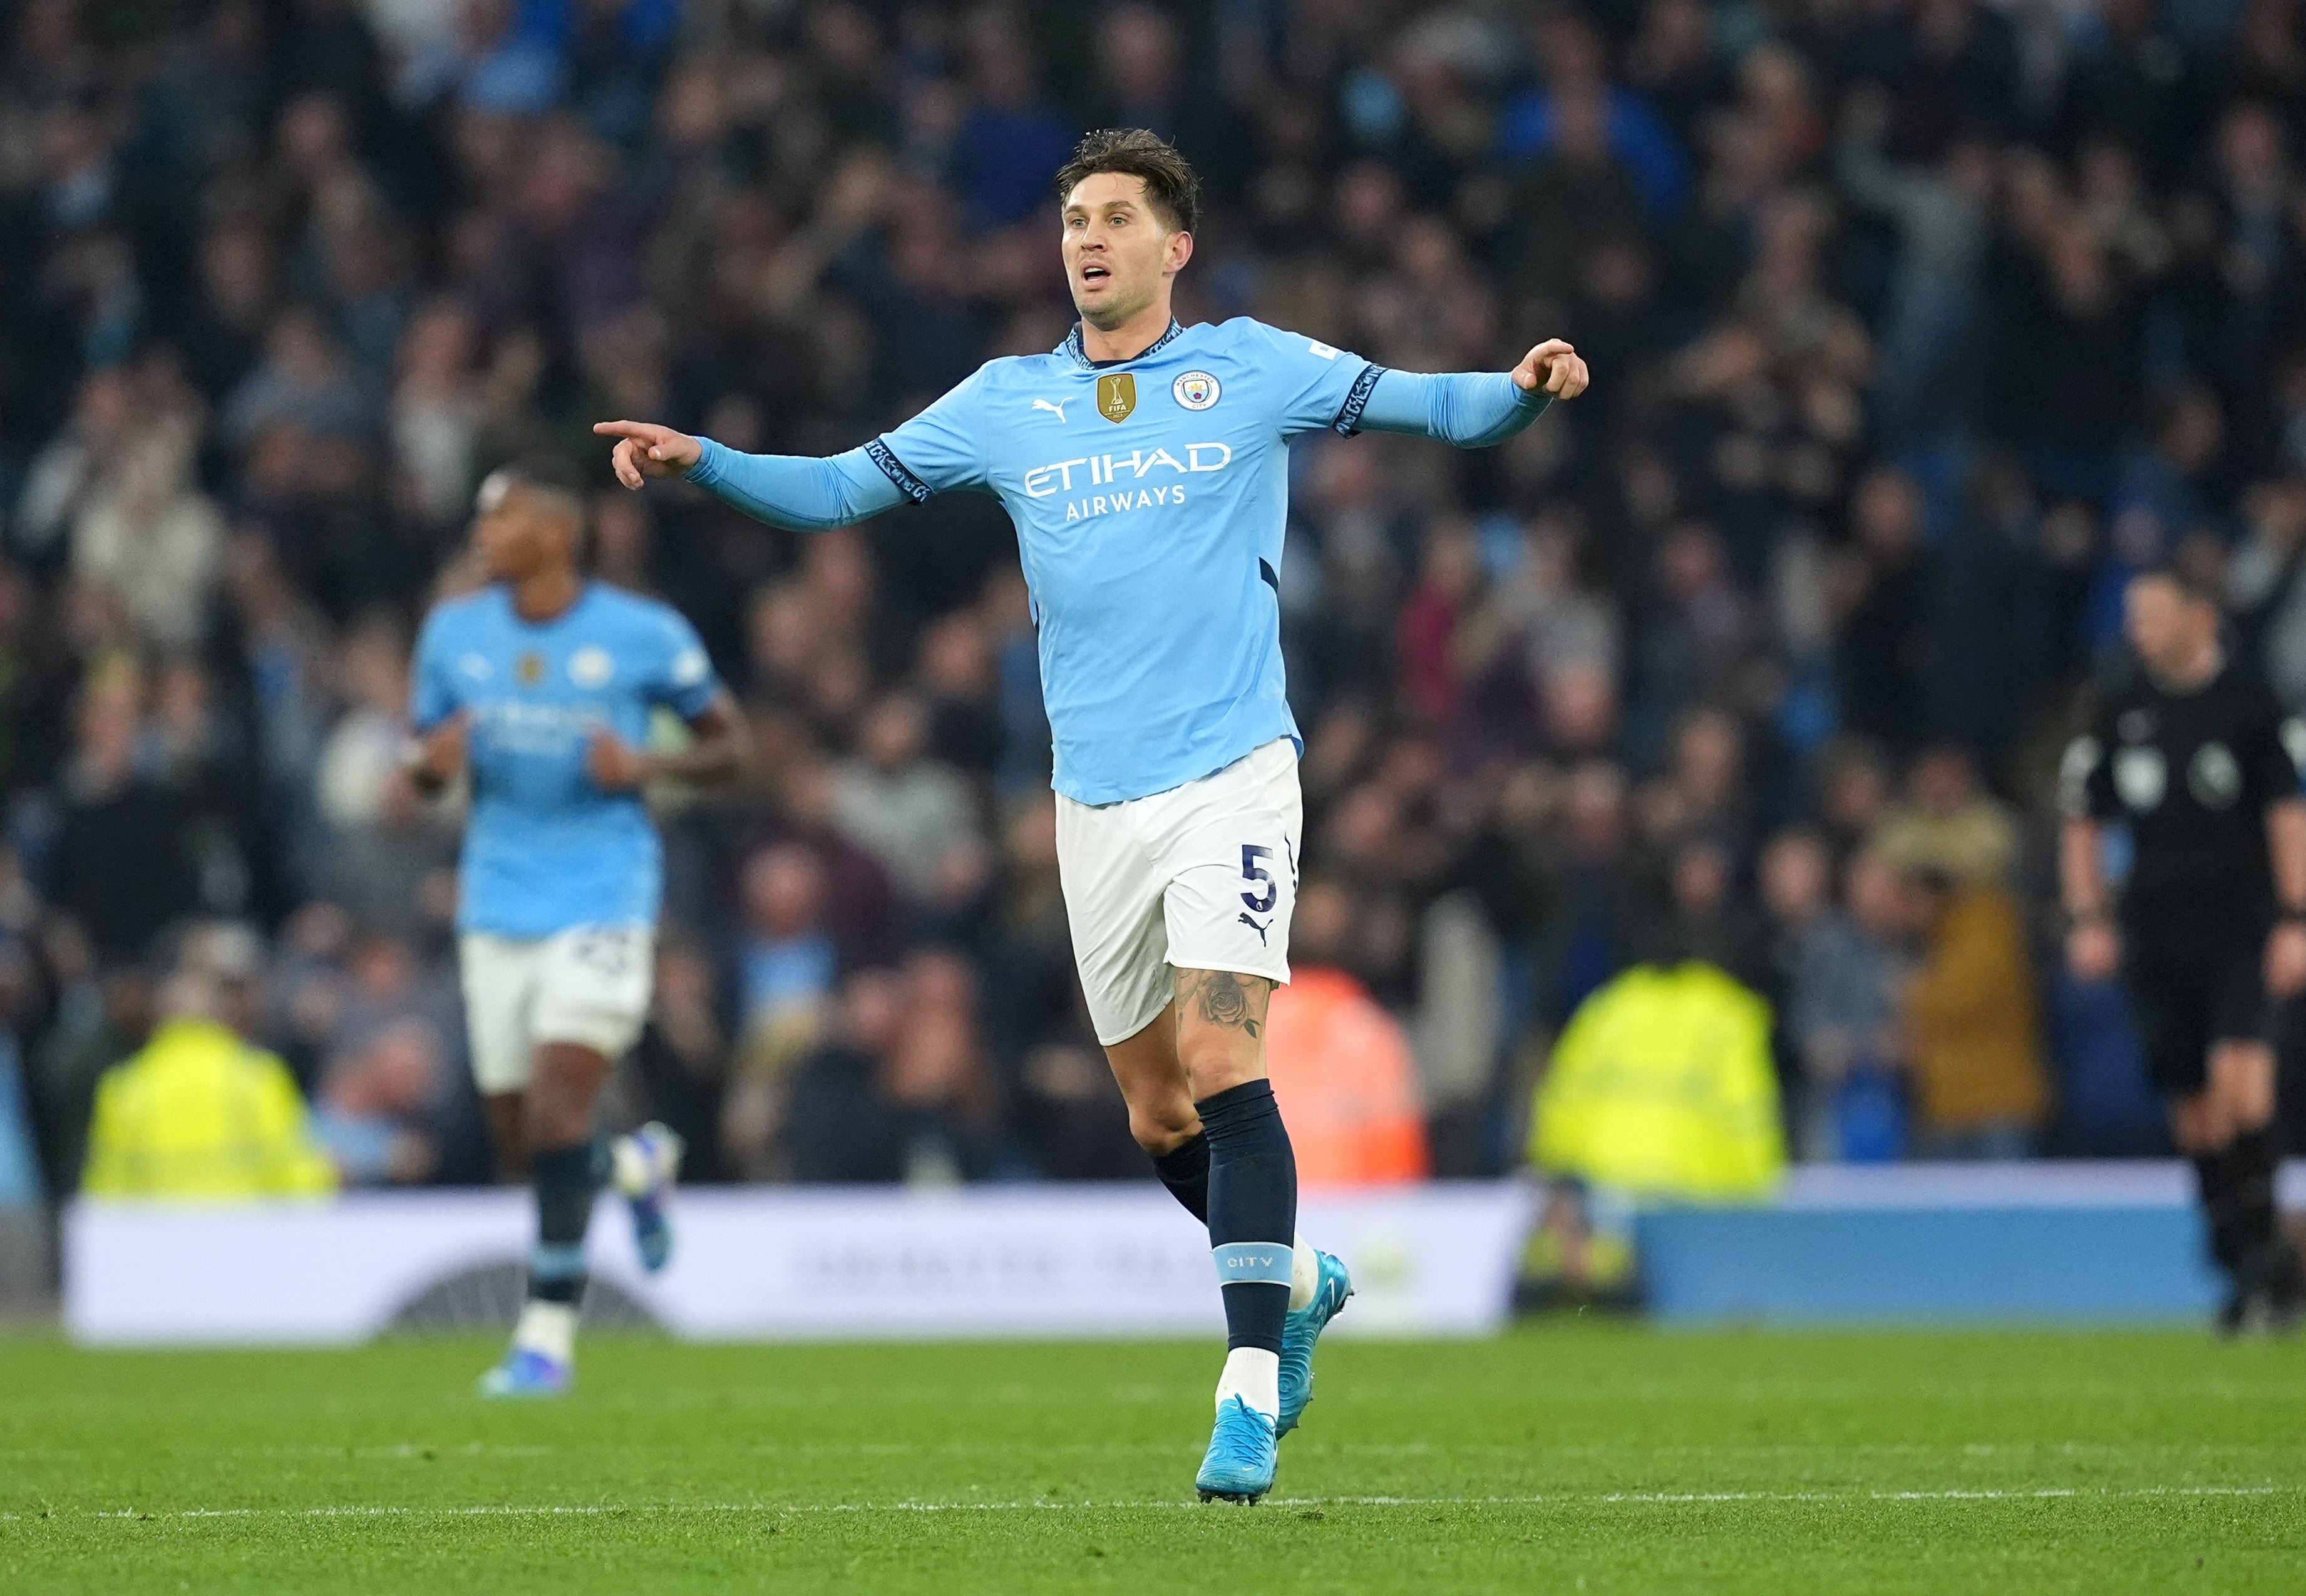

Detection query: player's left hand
xmin=586 ymin=727 xmax=652 ymax=793
xmin=2266 ymin=918 xmax=2306 ymax=999
xmin=1512 ymin=339 xmax=1589 ymax=400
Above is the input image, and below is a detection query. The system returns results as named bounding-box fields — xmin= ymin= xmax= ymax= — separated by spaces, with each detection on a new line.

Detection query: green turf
xmin=2 ymin=1326 xmax=2302 ymax=1594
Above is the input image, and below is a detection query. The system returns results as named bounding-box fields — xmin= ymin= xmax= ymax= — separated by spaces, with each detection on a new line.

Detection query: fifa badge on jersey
xmin=515 ymin=651 xmax=545 ymax=687
xmin=1173 ymin=371 xmax=1220 ymax=411
xmin=1096 ymin=373 xmax=1136 ymax=423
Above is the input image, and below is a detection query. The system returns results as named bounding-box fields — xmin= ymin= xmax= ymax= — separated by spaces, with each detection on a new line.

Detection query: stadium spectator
xmin=0 ymin=939 xmax=44 ymax=1209
xmin=724 ymin=841 xmax=839 ymax=1175
xmin=309 ymin=1017 xmax=447 ymax=1185
xmin=1531 ymin=959 xmax=1785 ymax=1200
xmin=830 ymin=694 xmax=982 ymax=909
xmin=881 ymin=947 xmax=1001 ymax=1184
xmin=1899 ymin=865 xmax=2051 ymax=1159
xmin=1788 ymin=848 xmax=1913 ymax=1162
xmin=781 ymin=965 xmax=905 ymax=1185
xmin=1872 ymin=744 xmax=2022 ymax=886
xmin=1266 ymin=877 xmax=1430 ymax=1187
xmin=81 ymin=959 xmax=334 ymax=1200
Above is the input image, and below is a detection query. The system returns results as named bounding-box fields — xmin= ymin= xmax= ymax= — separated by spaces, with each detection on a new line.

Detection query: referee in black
xmin=2062 ymin=566 xmax=2306 ymax=1333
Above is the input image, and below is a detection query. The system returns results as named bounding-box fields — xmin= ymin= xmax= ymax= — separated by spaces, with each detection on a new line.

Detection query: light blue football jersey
xmin=411 ymin=583 xmax=721 ymax=938
xmin=867 ymin=317 xmax=1379 ymax=805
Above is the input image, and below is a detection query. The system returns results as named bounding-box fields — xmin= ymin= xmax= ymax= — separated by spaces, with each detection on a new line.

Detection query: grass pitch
xmin=2 ymin=1326 xmax=2302 ymax=1594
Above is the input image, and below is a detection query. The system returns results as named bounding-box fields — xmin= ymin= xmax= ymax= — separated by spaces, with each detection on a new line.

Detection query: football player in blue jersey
xmin=408 ymin=460 xmax=746 ymax=1397
xmin=595 ymin=129 xmax=1585 ymax=1497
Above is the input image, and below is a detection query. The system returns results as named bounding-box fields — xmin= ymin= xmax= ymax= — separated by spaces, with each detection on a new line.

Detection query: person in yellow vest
xmin=1531 ymin=960 xmax=1785 ymax=1201
xmin=81 ymin=969 xmax=336 ymax=1200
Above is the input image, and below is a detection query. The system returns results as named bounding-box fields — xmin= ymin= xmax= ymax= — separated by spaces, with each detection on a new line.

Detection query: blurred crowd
xmin=11 ymin=0 xmax=2306 ymax=1206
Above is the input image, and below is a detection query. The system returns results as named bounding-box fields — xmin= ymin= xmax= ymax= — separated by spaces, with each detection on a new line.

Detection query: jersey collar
xmin=1059 ymin=319 xmax=1184 ymax=371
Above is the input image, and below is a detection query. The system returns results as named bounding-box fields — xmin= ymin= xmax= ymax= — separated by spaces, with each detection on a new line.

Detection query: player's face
xmin=471 ymin=480 xmax=567 ymax=583
xmin=2124 ymin=576 xmax=2215 ymax=674
xmin=1060 ymin=173 xmax=1190 ymax=329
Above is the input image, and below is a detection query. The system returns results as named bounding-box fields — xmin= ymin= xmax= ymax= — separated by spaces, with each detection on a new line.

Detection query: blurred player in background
xmin=409 ymin=461 xmax=746 ymax=1395
xmin=597 ymin=128 xmax=1585 ymax=1499
xmin=2062 ymin=567 xmax=2306 ymax=1334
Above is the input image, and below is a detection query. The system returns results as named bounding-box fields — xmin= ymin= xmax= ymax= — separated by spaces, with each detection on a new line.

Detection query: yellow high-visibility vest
xmin=82 ymin=1019 xmax=337 ymax=1200
xmin=1531 ymin=962 xmax=1785 ymax=1201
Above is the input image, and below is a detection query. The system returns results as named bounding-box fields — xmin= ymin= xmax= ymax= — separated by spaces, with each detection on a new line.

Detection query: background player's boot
xmin=477 ymin=1346 xmax=570 ymax=1398
xmin=1277 ymin=1249 xmax=1352 ymax=1439
xmin=611 ymin=1122 xmax=684 ymax=1274
xmin=1195 ymin=1395 xmax=1278 ymax=1503
xmin=2228 ymin=1238 xmax=2306 ymax=1337
xmin=2270 ymin=1250 xmax=2306 ymax=1336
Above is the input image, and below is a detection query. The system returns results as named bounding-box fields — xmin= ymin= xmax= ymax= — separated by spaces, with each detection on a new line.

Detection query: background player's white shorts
xmin=1055 ymin=737 xmax=1303 ymax=1047
xmin=458 ymin=925 xmax=656 ymax=1093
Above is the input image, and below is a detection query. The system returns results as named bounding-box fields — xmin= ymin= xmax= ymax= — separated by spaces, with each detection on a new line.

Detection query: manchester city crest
xmin=569 ymin=646 xmax=615 ymax=689
xmin=1173 ymin=371 xmax=1220 ymax=411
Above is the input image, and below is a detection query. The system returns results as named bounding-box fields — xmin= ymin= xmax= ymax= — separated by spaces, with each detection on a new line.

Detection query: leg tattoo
xmin=1180 ymin=968 xmax=1272 ymax=1040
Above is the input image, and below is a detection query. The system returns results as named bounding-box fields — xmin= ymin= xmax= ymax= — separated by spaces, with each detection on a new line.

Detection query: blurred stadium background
xmin=3 ymin=0 xmax=2306 ymax=1337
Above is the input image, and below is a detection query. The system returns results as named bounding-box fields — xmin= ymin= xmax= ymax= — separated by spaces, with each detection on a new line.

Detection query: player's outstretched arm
xmin=1354 ymin=339 xmax=1589 ymax=449
xmin=592 ymin=420 xmax=906 ymax=532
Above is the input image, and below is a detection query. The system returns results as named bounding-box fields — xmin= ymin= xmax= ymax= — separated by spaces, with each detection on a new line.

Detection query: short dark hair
xmin=500 ymin=456 xmax=585 ymax=503
xmin=2133 ymin=562 xmax=2220 ymax=609
xmin=1054 ymin=128 xmax=1201 ymax=235
xmin=478 ymin=456 xmax=589 ymax=563
xmin=480 ymin=456 xmax=585 ymax=522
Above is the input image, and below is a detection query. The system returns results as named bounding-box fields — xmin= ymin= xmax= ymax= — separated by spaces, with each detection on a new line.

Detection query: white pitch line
xmin=1 ymin=1484 xmax=2291 ymax=1523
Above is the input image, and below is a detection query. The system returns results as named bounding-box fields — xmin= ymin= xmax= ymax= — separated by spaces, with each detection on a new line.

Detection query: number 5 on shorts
xmin=1240 ymin=845 xmax=1277 ymax=914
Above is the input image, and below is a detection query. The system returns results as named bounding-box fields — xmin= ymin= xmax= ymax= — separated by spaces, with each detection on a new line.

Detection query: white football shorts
xmin=458 ymin=924 xmax=656 ymax=1093
xmin=1056 ymin=736 xmax=1303 ymax=1047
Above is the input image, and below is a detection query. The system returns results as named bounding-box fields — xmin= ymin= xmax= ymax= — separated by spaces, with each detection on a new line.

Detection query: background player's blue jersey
xmin=411 ymin=583 xmax=721 ymax=937
xmin=687 ymin=316 xmax=1547 ymax=805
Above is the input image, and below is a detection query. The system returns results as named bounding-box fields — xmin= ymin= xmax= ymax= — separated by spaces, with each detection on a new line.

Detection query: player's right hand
xmin=2066 ymin=918 xmax=2120 ymax=983
xmin=593 ymin=420 xmax=703 ymax=488
xmin=407 ymin=713 xmax=470 ymax=796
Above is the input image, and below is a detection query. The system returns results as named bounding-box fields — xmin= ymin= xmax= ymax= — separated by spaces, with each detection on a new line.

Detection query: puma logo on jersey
xmin=1238 ymin=912 xmax=1272 ymax=946
xmin=1031 ymin=398 xmax=1069 ymax=424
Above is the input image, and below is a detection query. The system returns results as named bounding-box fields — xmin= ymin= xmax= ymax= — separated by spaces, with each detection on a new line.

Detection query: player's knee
xmin=2172 ymin=1091 xmax=2231 ymax=1153
xmin=2210 ymin=1044 xmax=2277 ymax=1128
xmin=1128 ymin=1102 xmax=1200 ymax=1156
xmin=1174 ymin=1027 xmax=1262 ymax=1100
xmin=524 ymin=1099 xmax=588 ymax=1150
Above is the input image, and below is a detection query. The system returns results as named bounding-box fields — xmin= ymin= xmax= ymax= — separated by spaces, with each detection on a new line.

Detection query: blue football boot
xmin=612 ymin=1122 xmax=684 ymax=1274
xmin=1277 ymin=1249 xmax=1352 ymax=1438
xmin=477 ymin=1346 xmax=570 ymax=1399
xmin=1195 ymin=1395 xmax=1278 ymax=1503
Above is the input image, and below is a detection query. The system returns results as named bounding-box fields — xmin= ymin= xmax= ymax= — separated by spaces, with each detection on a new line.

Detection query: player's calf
xmin=481 ymin=1135 xmax=604 ymax=1397
xmin=1198 ymin=1078 xmax=1295 ymax=1445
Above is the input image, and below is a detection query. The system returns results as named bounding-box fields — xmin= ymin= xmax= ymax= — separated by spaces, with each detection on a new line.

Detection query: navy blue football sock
xmin=2193 ymin=1147 xmax=2242 ymax=1274
xmin=528 ymin=1140 xmax=605 ymax=1307
xmin=1151 ymin=1130 xmax=1210 ymax=1223
xmin=2225 ymin=1124 xmax=2283 ymax=1277
xmin=1198 ymin=1080 xmax=1296 ymax=1355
